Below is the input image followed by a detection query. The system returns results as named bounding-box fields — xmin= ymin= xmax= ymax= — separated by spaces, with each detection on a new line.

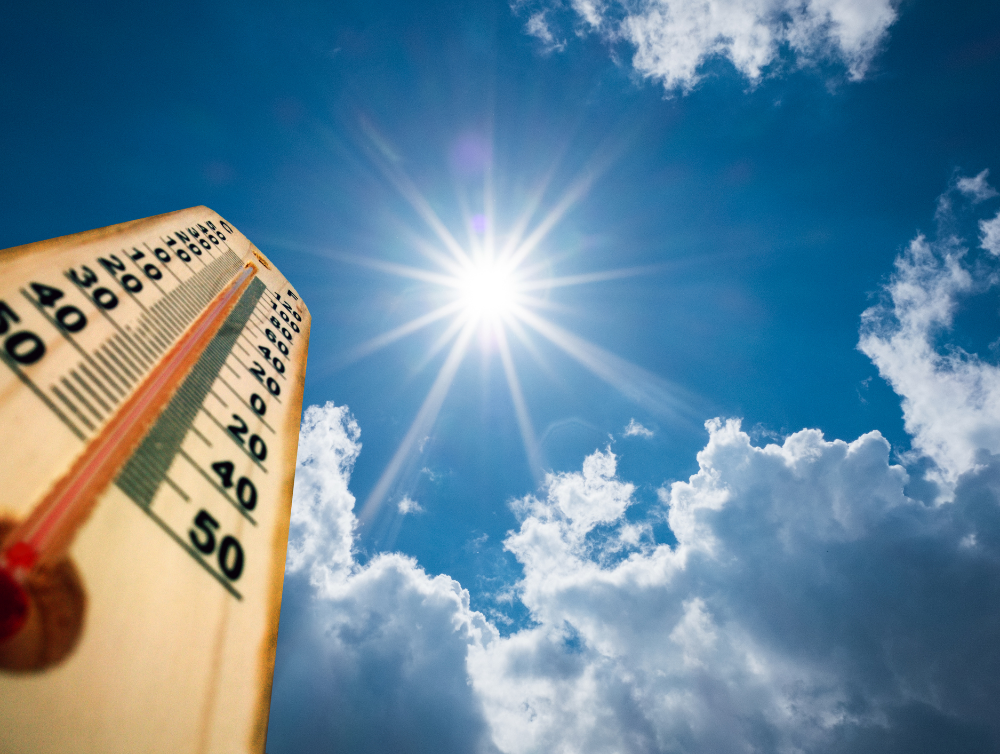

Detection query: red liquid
xmin=0 ymin=567 xmax=28 ymax=641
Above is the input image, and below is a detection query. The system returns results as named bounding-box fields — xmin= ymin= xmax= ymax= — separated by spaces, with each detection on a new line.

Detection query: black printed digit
xmin=189 ymin=510 xmax=219 ymax=555
xmin=227 ymin=414 xmax=248 ymax=444
xmin=211 ymin=460 xmax=235 ymax=488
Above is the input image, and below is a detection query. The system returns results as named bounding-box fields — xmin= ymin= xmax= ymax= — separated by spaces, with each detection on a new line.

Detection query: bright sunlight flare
xmin=457 ymin=258 xmax=518 ymax=320
xmin=318 ymin=128 xmax=694 ymax=526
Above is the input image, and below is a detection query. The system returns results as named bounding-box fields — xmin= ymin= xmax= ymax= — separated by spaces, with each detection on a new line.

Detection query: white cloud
xmin=623 ymin=418 xmax=654 ymax=438
xmin=981 ymin=212 xmax=1000 ymax=256
xmin=473 ymin=429 xmax=883 ymax=752
xmin=571 ymin=0 xmax=604 ymax=29
xmin=472 ymin=421 xmax=1000 ymax=752
xmin=516 ymin=0 xmax=899 ymax=92
xmin=859 ymin=185 xmax=1000 ymax=499
xmin=398 ymin=495 xmax=424 ymax=514
xmin=525 ymin=11 xmax=566 ymax=52
xmin=269 ymin=401 xmax=500 ymax=754
xmin=285 ymin=402 xmax=361 ymax=588
xmin=957 ymin=169 xmax=998 ymax=203
xmin=270 ymin=552 xmax=501 ymax=754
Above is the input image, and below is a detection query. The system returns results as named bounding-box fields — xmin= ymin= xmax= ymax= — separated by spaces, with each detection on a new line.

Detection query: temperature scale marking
xmin=0 ymin=207 xmax=309 ymax=754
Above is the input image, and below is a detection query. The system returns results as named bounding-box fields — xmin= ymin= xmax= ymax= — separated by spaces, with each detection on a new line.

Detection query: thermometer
xmin=0 ymin=208 xmax=309 ymax=754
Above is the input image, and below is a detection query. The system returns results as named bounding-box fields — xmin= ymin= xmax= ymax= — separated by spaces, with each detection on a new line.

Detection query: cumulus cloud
xmin=270 ymin=552 xmax=500 ymax=754
xmin=270 ymin=177 xmax=1000 ymax=752
xmin=285 ymin=402 xmax=361 ymax=587
xmin=623 ymin=418 xmax=654 ymax=438
xmin=269 ymin=402 xmax=499 ymax=754
xmin=517 ymin=0 xmax=899 ymax=92
xmin=472 ymin=426 xmax=1000 ymax=753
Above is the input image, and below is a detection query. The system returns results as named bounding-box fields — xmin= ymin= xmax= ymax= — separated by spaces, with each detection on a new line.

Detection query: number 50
xmin=189 ymin=510 xmax=245 ymax=580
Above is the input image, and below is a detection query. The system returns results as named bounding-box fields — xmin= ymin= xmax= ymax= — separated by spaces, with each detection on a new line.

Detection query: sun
xmin=456 ymin=258 xmax=517 ymax=320
xmin=326 ymin=138 xmax=685 ymax=524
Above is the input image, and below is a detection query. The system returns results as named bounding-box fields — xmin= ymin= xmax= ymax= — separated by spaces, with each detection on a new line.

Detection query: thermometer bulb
xmin=0 ymin=566 xmax=29 ymax=642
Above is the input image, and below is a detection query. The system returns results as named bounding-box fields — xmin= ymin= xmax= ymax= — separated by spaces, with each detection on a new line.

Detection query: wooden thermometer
xmin=0 ymin=207 xmax=309 ymax=753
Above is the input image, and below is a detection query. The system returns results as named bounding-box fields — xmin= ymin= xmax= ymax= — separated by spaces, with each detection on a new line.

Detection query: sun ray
xmin=514 ymin=294 xmax=578 ymax=315
xmin=504 ymin=148 xmax=622 ymax=270
xmin=359 ymin=119 xmax=473 ymax=268
xmin=505 ymin=170 xmax=598 ymax=270
xmin=504 ymin=315 xmax=561 ymax=384
xmin=359 ymin=320 xmax=478 ymax=523
xmin=483 ymin=147 xmax=496 ymax=259
xmin=519 ymin=263 xmax=672 ymax=291
xmin=337 ymin=300 xmax=466 ymax=367
xmin=396 ymin=224 xmax=468 ymax=278
xmin=385 ymin=170 xmax=472 ymax=267
xmin=505 ymin=131 xmax=633 ymax=270
xmin=497 ymin=163 xmax=563 ymax=261
xmin=513 ymin=304 xmax=700 ymax=423
xmin=497 ymin=133 xmax=587 ymax=263
xmin=454 ymin=188 xmax=482 ymax=259
xmin=495 ymin=323 xmax=545 ymax=479
xmin=412 ymin=312 xmax=469 ymax=375
xmin=323 ymin=249 xmax=459 ymax=287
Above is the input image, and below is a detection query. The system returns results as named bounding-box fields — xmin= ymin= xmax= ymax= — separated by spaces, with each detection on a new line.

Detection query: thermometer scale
xmin=0 ymin=208 xmax=309 ymax=754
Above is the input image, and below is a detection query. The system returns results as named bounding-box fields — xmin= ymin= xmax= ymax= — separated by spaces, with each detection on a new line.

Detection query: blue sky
xmin=5 ymin=0 xmax=1000 ymax=751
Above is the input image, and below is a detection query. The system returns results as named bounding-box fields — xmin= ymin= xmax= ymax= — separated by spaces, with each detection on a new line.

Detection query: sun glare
xmin=457 ymin=259 xmax=517 ymax=319
xmin=335 ymin=136 xmax=686 ymax=525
